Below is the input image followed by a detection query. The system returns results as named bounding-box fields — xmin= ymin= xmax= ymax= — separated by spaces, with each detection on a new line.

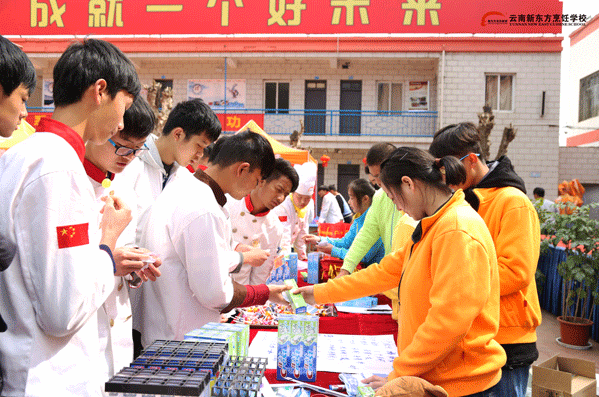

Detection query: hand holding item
xmin=303 ymin=235 xmax=321 ymax=245
xmin=242 ymin=248 xmax=270 ymax=267
xmin=362 ymin=375 xmax=388 ymax=391
xmin=99 ymin=193 xmax=131 ymax=250
xmin=316 ymin=243 xmax=333 ymax=255
xmin=290 ymin=285 xmax=316 ymax=305
xmin=267 ymin=283 xmax=293 ymax=306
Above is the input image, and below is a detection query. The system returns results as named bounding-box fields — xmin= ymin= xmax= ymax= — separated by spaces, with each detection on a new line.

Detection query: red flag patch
xmin=278 ymin=216 xmax=287 ymax=222
xmin=56 ymin=223 xmax=89 ymax=249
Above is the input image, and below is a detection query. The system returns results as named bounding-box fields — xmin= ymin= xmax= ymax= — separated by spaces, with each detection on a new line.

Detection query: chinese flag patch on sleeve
xmin=278 ymin=216 xmax=287 ymax=222
xmin=56 ymin=223 xmax=89 ymax=249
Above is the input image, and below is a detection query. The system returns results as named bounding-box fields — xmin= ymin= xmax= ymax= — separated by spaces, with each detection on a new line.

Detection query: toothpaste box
xmin=201 ymin=322 xmax=250 ymax=357
xmin=283 ymin=279 xmax=307 ymax=314
xmin=307 ymin=252 xmax=321 ymax=284
xmin=184 ymin=328 xmax=237 ymax=357
xmin=336 ymin=296 xmax=378 ymax=308
xmin=266 ymin=254 xmax=286 ymax=284
xmin=286 ymin=253 xmax=298 ymax=282
xmin=276 ymin=314 xmax=318 ymax=382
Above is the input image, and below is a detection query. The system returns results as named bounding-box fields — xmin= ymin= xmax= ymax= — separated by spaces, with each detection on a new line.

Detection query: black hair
xmin=53 ymin=38 xmax=140 ymax=106
xmin=318 ymin=185 xmax=329 ymax=192
xmin=208 ymin=129 xmax=275 ymax=178
xmin=429 ymin=122 xmax=484 ymax=161
xmin=533 ymin=187 xmax=545 ymax=197
xmin=366 ymin=142 xmax=396 ymax=167
xmin=203 ymin=142 xmax=215 ymax=158
xmin=328 ymin=185 xmax=337 ymax=192
xmin=380 ymin=147 xmax=466 ymax=198
xmin=348 ymin=178 xmax=376 ymax=205
xmin=162 ymin=98 xmax=221 ymax=142
xmin=122 ymin=96 xmax=155 ymax=139
xmin=266 ymin=158 xmax=299 ymax=192
xmin=0 ymin=35 xmax=36 ymax=96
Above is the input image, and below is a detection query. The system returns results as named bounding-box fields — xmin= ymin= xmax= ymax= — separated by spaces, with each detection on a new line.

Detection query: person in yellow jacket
xmin=286 ymin=147 xmax=506 ymax=397
xmin=429 ymin=122 xmax=541 ymax=397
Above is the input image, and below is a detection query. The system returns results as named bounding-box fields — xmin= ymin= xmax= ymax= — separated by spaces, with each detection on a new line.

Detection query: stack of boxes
xmin=276 ymin=313 xmax=318 ymax=382
xmin=105 ymin=367 xmax=211 ymax=397
xmin=211 ymin=356 xmax=268 ymax=397
xmin=184 ymin=322 xmax=250 ymax=357
xmin=266 ymin=253 xmax=298 ymax=284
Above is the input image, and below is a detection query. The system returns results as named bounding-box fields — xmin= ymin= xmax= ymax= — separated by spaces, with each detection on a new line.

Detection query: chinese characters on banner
xmin=11 ymin=0 xmax=563 ymax=35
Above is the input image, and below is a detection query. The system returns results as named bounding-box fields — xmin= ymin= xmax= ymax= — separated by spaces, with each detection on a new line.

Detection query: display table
xmin=248 ymin=308 xmax=398 ymax=388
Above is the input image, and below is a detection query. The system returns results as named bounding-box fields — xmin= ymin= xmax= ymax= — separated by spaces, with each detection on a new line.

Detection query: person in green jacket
xmin=338 ymin=143 xmax=415 ymax=277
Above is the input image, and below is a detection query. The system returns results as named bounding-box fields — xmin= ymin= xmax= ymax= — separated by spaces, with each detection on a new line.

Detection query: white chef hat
xmin=294 ymin=161 xmax=317 ymax=196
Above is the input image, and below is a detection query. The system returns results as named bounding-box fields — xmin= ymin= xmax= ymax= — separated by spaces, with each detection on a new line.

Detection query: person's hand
xmin=290 ymin=285 xmax=316 ymax=305
xmin=242 ymin=248 xmax=270 ymax=267
xmin=298 ymin=252 xmax=308 ymax=261
xmin=335 ymin=269 xmax=350 ymax=278
xmin=99 ymin=194 xmax=131 ymax=249
xmin=362 ymin=375 xmax=388 ymax=390
xmin=235 ymin=243 xmax=252 ymax=252
xmin=267 ymin=284 xmax=293 ymax=306
xmin=316 ymin=243 xmax=333 ymax=255
xmin=303 ymin=235 xmax=320 ymax=245
xmin=115 ymin=246 xmax=162 ymax=280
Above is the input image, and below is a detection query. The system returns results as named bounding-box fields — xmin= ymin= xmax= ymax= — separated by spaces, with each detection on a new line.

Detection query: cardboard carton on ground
xmin=532 ymin=355 xmax=597 ymax=397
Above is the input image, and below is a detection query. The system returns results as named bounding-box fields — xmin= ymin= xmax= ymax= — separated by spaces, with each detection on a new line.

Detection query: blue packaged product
xmin=307 ymin=252 xmax=321 ymax=284
xmin=287 ymin=253 xmax=298 ymax=282
xmin=336 ymin=296 xmax=378 ymax=308
xmin=277 ymin=314 xmax=318 ymax=382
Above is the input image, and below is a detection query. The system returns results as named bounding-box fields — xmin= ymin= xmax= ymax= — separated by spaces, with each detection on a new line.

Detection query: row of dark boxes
xmin=105 ymin=340 xmax=266 ymax=397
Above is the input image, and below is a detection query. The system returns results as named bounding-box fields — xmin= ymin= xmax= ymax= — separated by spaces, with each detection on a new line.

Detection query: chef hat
xmin=294 ymin=162 xmax=317 ymax=196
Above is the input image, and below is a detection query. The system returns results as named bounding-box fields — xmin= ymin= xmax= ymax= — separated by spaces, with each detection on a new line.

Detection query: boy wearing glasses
xmin=83 ymin=96 xmax=162 ymax=382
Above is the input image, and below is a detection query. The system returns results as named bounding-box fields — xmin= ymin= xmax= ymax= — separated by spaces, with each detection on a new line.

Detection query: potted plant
xmin=543 ymin=202 xmax=599 ymax=347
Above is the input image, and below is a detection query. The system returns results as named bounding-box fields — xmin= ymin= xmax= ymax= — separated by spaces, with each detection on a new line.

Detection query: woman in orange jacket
xmin=290 ymin=147 xmax=506 ymax=397
xmin=429 ymin=122 xmax=541 ymax=397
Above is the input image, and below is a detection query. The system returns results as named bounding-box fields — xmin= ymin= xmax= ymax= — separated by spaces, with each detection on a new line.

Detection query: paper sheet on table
xmin=335 ymin=304 xmax=392 ymax=315
xmin=249 ymin=332 xmax=396 ymax=374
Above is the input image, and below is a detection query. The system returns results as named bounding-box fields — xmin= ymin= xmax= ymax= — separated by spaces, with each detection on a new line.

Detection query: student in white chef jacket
xmin=0 ymin=39 xmax=143 ymax=396
xmin=135 ymin=130 xmax=290 ymax=348
xmin=227 ymin=158 xmax=299 ymax=285
xmin=121 ymin=98 xmax=221 ymax=245
xmin=273 ymin=161 xmax=317 ymax=261
xmin=84 ymin=96 xmax=162 ymax=382
xmin=317 ymin=185 xmax=344 ymax=224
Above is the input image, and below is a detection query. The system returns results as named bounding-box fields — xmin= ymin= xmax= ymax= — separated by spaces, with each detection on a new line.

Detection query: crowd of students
xmin=0 ymin=35 xmax=541 ymax=397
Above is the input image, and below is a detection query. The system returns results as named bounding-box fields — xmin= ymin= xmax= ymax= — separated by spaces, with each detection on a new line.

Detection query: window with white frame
xmin=265 ymin=81 xmax=289 ymax=114
xmin=579 ymin=70 xmax=599 ymax=122
xmin=377 ymin=82 xmax=403 ymax=112
xmin=485 ymin=74 xmax=513 ymax=111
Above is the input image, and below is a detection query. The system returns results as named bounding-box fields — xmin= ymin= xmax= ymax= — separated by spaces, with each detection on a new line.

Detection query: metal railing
xmin=27 ymin=107 xmax=437 ymax=137
xmin=222 ymin=108 xmax=437 ymax=137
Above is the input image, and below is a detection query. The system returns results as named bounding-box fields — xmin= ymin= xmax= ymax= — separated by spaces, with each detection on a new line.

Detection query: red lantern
xmin=320 ymin=154 xmax=330 ymax=167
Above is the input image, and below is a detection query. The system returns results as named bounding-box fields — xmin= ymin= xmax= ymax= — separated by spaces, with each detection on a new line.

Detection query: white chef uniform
xmin=119 ymin=133 xmax=184 ymax=245
xmin=135 ymin=169 xmax=241 ymax=347
xmin=318 ymin=191 xmax=344 ymax=224
xmin=83 ymin=159 xmax=136 ymax=382
xmin=0 ymin=119 xmax=116 ymax=396
xmin=226 ymin=195 xmax=283 ymax=285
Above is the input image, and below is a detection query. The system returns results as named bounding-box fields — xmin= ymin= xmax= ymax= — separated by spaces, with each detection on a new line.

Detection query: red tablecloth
xmin=249 ymin=283 xmax=398 ymax=388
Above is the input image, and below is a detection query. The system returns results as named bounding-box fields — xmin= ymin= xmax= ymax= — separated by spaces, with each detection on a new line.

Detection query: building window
xmin=579 ymin=70 xmax=599 ymax=122
xmin=377 ymin=82 xmax=403 ymax=112
xmin=485 ymin=74 xmax=513 ymax=111
xmin=265 ymin=82 xmax=289 ymax=114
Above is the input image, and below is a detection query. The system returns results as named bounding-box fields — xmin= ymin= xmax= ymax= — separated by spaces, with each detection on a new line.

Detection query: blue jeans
xmin=463 ymin=366 xmax=529 ymax=397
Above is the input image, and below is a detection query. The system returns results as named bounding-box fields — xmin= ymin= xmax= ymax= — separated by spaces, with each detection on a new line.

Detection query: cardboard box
xmin=532 ymin=355 xmax=597 ymax=397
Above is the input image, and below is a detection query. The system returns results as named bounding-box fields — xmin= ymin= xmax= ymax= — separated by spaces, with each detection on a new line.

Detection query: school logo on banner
xmin=56 ymin=223 xmax=89 ymax=249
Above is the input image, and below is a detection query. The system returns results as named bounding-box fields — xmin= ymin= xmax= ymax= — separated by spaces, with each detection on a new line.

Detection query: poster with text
xmin=43 ymin=79 xmax=54 ymax=109
xmin=408 ymin=81 xmax=429 ymax=111
xmin=187 ymin=79 xmax=246 ymax=110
